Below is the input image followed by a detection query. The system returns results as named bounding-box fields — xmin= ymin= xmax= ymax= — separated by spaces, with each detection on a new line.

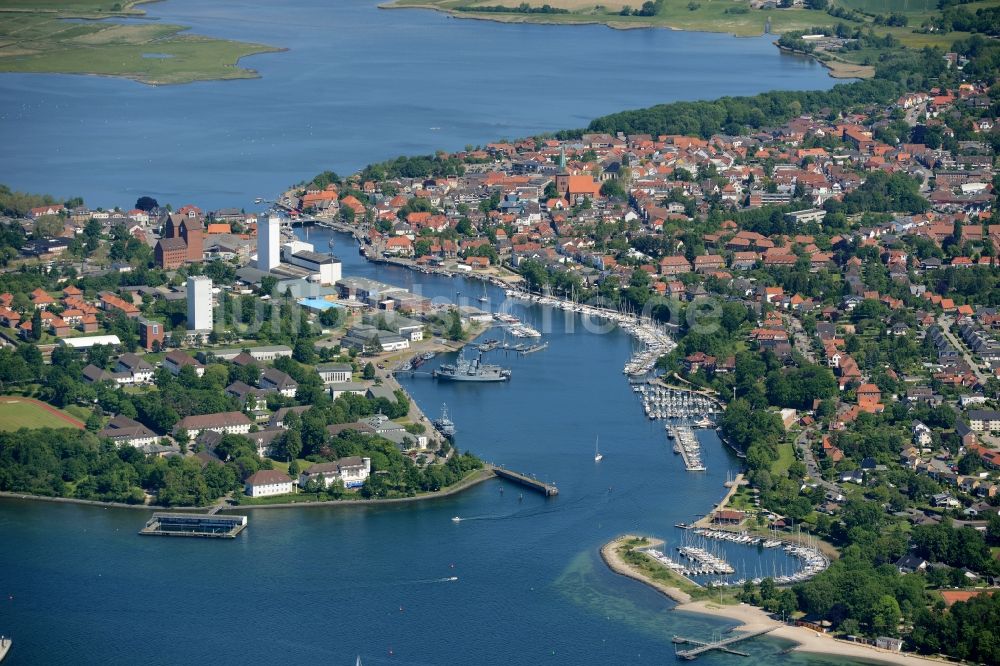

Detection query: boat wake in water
xmin=451 ymin=493 xmax=598 ymax=524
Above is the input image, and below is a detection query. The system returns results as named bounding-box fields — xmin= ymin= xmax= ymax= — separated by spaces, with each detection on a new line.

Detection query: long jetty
xmin=673 ymin=626 xmax=778 ymax=660
xmin=488 ymin=464 xmax=559 ymax=496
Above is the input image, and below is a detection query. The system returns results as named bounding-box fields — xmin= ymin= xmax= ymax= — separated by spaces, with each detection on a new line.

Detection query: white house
xmin=97 ymin=415 xmax=159 ymax=448
xmin=329 ymin=382 xmax=368 ymax=400
xmin=298 ymin=457 xmax=371 ymax=490
xmin=911 ymin=421 xmax=933 ymax=447
xmin=259 ymin=368 xmax=298 ymax=398
xmin=245 ymin=469 xmax=294 ymax=497
xmin=968 ymin=410 xmax=1000 ymax=432
xmin=960 ymin=394 xmax=988 ymax=407
xmin=174 ymin=411 xmax=252 ymax=440
xmin=115 ymin=353 xmax=155 ymax=384
xmin=316 ymin=363 xmax=352 ymax=384
xmin=163 ymin=350 xmax=205 ymax=377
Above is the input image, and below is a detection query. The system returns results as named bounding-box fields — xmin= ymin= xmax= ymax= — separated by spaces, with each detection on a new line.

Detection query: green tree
xmin=871 ymin=594 xmax=901 ymax=636
xmin=260 ymin=275 xmax=278 ymax=296
xmin=293 ymin=338 xmax=316 ymax=364
xmin=280 ymin=429 xmax=303 ymax=462
xmin=30 ymin=308 xmax=42 ymax=340
xmin=447 ymin=308 xmax=464 ymax=341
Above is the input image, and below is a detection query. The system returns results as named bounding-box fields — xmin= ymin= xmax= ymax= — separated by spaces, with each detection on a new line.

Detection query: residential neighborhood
xmin=1 ymin=46 xmax=999 ymax=663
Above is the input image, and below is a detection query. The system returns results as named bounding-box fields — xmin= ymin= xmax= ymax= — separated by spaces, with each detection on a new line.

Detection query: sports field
xmin=0 ymin=397 xmax=85 ymax=431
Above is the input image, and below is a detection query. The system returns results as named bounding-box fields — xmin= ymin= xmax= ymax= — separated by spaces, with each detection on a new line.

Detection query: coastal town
xmin=2 ymin=11 xmax=1000 ymax=663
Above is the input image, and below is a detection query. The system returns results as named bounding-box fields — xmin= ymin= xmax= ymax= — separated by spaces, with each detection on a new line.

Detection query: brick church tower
xmin=179 ymin=218 xmax=203 ymax=263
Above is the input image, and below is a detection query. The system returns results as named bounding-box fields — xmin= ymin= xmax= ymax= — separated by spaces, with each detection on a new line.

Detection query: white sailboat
xmin=594 ymin=436 xmax=603 ymax=462
xmin=478 ymin=283 xmax=488 ymax=303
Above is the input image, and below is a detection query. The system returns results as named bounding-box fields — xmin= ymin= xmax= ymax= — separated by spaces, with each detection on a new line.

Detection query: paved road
xmin=937 ymin=315 xmax=988 ymax=386
xmin=785 ymin=314 xmax=817 ymax=364
xmin=796 ymin=427 xmax=842 ymax=496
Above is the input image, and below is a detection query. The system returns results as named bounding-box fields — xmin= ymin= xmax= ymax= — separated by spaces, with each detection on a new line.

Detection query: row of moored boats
xmin=492 ymin=312 xmax=541 ymax=338
xmin=637 ymin=385 xmax=719 ymax=422
xmin=670 ymin=426 xmax=706 ymax=472
xmin=502 ymin=289 xmax=676 ymax=373
xmin=693 ymin=529 xmax=782 ymax=548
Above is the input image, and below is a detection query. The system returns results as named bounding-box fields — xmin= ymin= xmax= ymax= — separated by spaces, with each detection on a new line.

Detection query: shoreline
xmin=380 ymin=2 xmax=869 ymax=79
xmin=0 ymin=467 xmax=496 ymax=512
xmin=323 ymin=228 xmax=681 ymax=378
xmin=600 ymin=535 xmax=693 ymax=603
xmin=602 ymin=534 xmax=950 ymax=666
xmin=774 ymin=43 xmax=875 ymax=79
xmin=0 ymin=0 xmax=285 ymax=86
xmin=226 ymin=467 xmax=495 ymax=509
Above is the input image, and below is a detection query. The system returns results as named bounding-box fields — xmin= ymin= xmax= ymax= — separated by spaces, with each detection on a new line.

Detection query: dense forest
xmin=580 ymin=78 xmax=906 ymax=139
xmin=0 ymin=427 xmax=236 ymax=506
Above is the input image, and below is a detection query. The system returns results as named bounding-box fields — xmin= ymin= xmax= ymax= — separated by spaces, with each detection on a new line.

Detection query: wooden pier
xmin=673 ymin=626 xmax=777 ymax=660
xmin=139 ymin=512 xmax=247 ymax=538
xmin=488 ymin=465 xmax=559 ymax=496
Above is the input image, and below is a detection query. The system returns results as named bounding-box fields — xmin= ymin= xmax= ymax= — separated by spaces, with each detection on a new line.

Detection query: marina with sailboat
xmin=635 ymin=527 xmax=828 ymax=589
xmin=671 ymin=426 xmax=707 ymax=472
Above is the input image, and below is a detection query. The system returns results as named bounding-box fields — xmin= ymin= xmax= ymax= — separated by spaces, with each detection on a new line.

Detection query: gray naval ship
xmin=433 ymin=352 xmax=511 ymax=382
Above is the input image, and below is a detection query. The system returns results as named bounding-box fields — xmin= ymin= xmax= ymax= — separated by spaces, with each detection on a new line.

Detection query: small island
xmin=0 ymin=0 xmax=281 ymax=85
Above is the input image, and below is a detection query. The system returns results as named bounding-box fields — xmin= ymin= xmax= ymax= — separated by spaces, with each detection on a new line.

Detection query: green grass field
xmin=0 ymin=0 xmax=281 ymax=84
xmin=389 ymin=0 xmax=835 ymax=36
xmin=0 ymin=397 xmax=85 ymax=431
xmin=770 ymin=441 xmax=796 ymax=477
xmin=837 ymin=0 xmax=938 ymax=12
xmin=386 ymin=0 xmax=994 ymax=57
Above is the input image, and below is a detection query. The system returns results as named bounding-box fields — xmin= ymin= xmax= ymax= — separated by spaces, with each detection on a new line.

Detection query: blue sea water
xmin=0 ymin=231 xmax=859 ymax=664
xmin=0 ymin=2 xmax=855 ymax=662
xmin=0 ymin=0 xmax=836 ymax=209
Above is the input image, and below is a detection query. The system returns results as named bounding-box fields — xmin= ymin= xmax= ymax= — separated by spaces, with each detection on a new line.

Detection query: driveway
xmin=937 ymin=315 xmax=988 ymax=386
xmin=796 ymin=427 xmax=843 ymax=496
xmin=785 ymin=314 xmax=817 ymax=364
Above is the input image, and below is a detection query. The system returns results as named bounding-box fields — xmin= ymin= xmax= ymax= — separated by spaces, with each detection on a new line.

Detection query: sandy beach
xmin=600 ymin=535 xmax=692 ymax=603
xmin=603 ymin=535 xmax=951 ymax=666
xmin=676 ymin=600 xmax=948 ymax=665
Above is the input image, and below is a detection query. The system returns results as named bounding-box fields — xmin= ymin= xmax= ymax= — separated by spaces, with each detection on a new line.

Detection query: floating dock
xmin=676 ymin=546 xmax=734 ymax=575
xmin=674 ymin=426 xmax=706 ymax=472
xmin=489 ymin=465 xmax=559 ymax=496
xmin=139 ymin=513 xmax=247 ymax=538
xmin=673 ymin=626 xmax=778 ymax=659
